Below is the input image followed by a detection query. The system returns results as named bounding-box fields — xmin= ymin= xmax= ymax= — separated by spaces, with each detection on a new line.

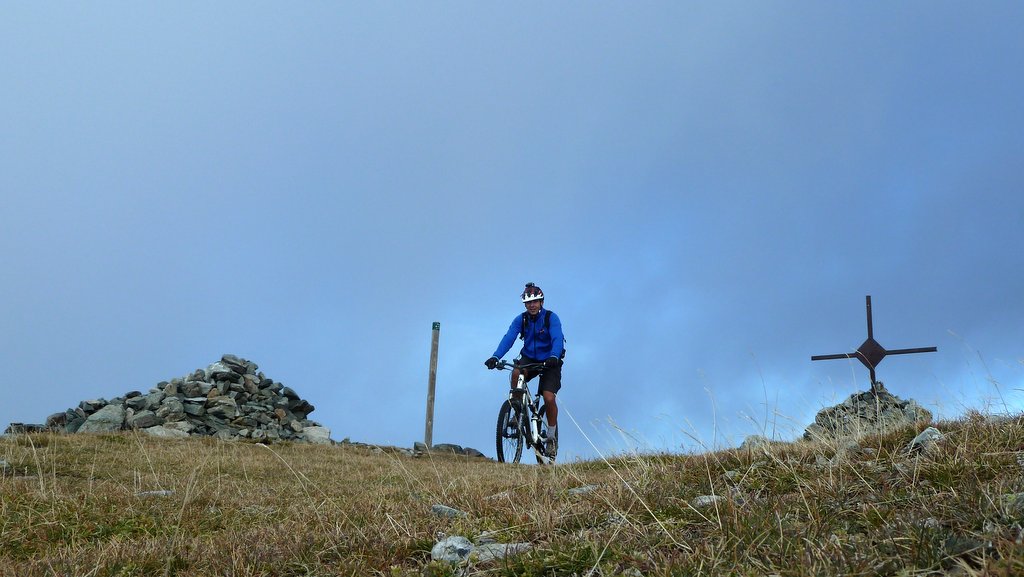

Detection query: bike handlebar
xmin=493 ymin=359 xmax=546 ymax=371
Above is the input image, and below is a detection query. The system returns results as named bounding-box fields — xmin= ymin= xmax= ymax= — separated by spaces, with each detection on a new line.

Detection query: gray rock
xmin=474 ymin=542 xmax=532 ymax=562
xmin=605 ymin=513 xmax=628 ymax=525
xmin=474 ymin=531 xmax=499 ymax=545
xmin=142 ymin=425 xmax=190 ymax=439
xmin=128 ymin=410 xmax=162 ymax=429
xmin=79 ymin=399 xmax=105 ymax=413
xmin=740 ymin=435 xmax=772 ymax=451
xmin=302 ymin=426 xmax=332 ymax=444
xmin=143 ymin=391 xmax=166 ymax=411
xmin=837 ymin=438 xmax=862 ymax=453
xmin=125 ymin=395 xmax=148 ymax=411
xmin=908 ymin=427 xmax=944 ymax=454
xmin=183 ymin=400 xmax=207 ymax=417
xmin=430 ymin=535 xmax=531 ymax=564
xmin=0 ymin=459 xmax=12 ymax=475
xmin=214 ymin=429 xmax=237 ymax=441
xmin=208 ymin=361 xmax=242 ymax=381
xmin=568 ymin=484 xmax=600 ymax=496
xmin=220 ymin=354 xmax=250 ymax=374
xmin=432 ymin=504 xmax=468 ymax=518
xmin=206 ymin=397 xmax=238 ymax=419
xmin=45 ymin=412 xmax=68 ymax=429
xmin=162 ymin=421 xmax=195 ymax=433
xmin=156 ymin=408 xmax=184 ymax=423
xmin=65 ymin=410 xmax=86 ymax=433
xmin=77 ymin=403 xmax=126 ymax=433
xmin=180 ymin=382 xmax=201 ymax=397
xmin=136 ymin=489 xmax=175 ymax=497
xmin=431 ymin=536 xmax=474 ymax=563
xmin=1002 ymin=493 xmax=1024 ymax=516
xmin=432 ymin=443 xmax=464 ymax=454
xmin=289 ymin=399 xmax=314 ymax=417
xmin=159 ymin=396 xmax=184 ymax=412
xmin=691 ymin=495 xmax=725 ymax=508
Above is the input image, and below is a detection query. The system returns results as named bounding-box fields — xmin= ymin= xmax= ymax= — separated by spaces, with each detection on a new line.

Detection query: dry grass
xmin=4 ymin=413 xmax=1024 ymax=576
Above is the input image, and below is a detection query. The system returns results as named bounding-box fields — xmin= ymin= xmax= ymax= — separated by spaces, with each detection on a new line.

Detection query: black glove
xmin=485 ymin=357 xmax=499 ymax=370
xmin=544 ymin=357 xmax=560 ymax=368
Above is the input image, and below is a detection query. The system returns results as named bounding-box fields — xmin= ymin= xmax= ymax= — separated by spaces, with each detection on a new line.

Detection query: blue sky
xmin=2 ymin=3 xmax=1022 ymax=461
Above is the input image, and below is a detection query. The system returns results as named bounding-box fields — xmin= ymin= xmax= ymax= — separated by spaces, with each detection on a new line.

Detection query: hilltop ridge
xmin=3 ymin=409 xmax=1024 ymax=575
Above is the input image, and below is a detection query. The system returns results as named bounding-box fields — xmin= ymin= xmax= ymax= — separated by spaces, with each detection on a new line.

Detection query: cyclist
xmin=485 ymin=282 xmax=565 ymax=458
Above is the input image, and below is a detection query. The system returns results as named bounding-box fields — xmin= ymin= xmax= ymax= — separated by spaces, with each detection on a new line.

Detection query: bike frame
xmin=496 ymin=360 xmax=550 ymax=461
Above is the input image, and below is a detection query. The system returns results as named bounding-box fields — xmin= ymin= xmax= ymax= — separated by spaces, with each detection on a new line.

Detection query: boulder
xmin=46 ymin=412 xmax=68 ymax=429
xmin=156 ymin=397 xmax=185 ymax=421
xmin=431 ymin=536 xmax=474 ymax=563
xmin=77 ymin=404 xmax=126 ymax=433
xmin=125 ymin=395 xmax=149 ymax=411
xmin=65 ymin=410 xmax=86 ymax=433
xmin=128 ymin=410 xmax=162 ymax=429
xmin=908 ymin=426 xmax=944 ymax=454
xmin=302 ymin=426 xmax=332 ymax=445
xmin=206 ymin=397 xmax=238 ymax=419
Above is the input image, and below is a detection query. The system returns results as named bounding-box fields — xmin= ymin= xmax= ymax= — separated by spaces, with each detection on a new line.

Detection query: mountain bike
xmin=492 ymin=360 xmax=558 ymax=465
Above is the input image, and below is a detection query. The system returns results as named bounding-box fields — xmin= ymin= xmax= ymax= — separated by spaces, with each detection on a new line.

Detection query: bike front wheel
xmin=495 ymin=399 xmax=525 ymax=463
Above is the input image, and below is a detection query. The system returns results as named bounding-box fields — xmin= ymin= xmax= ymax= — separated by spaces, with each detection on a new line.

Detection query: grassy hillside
xmin=3 ymin=414 xmax=1024 ymax=576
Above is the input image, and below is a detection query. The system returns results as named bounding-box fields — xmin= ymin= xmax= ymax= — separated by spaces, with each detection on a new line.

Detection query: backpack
xmin=520 ymin=310 xmax=567 ymax=359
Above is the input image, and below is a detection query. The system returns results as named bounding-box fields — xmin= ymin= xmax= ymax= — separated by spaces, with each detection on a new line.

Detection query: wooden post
xmin=424 ymin=322 xmax=440 ymax=447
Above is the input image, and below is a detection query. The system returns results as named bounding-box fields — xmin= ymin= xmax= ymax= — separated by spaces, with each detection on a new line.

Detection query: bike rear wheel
xmin=495 ymin=400 xmax=525 ymax=463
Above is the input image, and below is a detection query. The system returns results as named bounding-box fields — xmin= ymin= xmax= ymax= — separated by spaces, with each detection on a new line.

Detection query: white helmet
xmin=521 ymin=282 xmax=544 ymax=303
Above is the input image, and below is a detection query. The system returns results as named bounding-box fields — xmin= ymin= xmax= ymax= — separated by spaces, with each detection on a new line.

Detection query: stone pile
xmin=803 ymin=381 xmax=932 ymax=442
xmin=37 ymin=355 xmax=332 ymax=444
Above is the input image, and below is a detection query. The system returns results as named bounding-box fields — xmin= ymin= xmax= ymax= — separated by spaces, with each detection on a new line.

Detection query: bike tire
xmin=495 ymin=400 xmax=524 ymax=464
xmin=535 ymin=404 xmax=558 ymax=465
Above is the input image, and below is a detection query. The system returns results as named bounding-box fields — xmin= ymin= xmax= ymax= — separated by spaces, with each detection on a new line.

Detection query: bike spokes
xmin=495 ymin=400 xmax=524 ymax=463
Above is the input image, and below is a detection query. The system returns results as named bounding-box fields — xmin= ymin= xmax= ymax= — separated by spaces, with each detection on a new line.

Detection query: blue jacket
xmin=492 ymin=307 xmax=564 ymax=361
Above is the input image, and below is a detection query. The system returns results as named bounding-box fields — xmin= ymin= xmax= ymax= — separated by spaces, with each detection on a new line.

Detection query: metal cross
xmin=811 ymin=295 xmax=937 ymax=394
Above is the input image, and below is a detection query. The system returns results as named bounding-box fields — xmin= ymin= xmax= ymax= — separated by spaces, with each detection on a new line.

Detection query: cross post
xmin=811 ymin=295 xmax=936 ymax=394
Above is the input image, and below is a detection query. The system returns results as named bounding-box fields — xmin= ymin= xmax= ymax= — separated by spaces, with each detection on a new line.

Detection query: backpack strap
xmin=520 ymin=310 xmax=554 ymax=341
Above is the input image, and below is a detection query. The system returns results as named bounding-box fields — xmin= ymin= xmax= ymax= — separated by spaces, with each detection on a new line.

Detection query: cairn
xmin=804 ymin=382 xmax=932 ymax=442
xmin=31 ymin=355 xmax=331 ymax=444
